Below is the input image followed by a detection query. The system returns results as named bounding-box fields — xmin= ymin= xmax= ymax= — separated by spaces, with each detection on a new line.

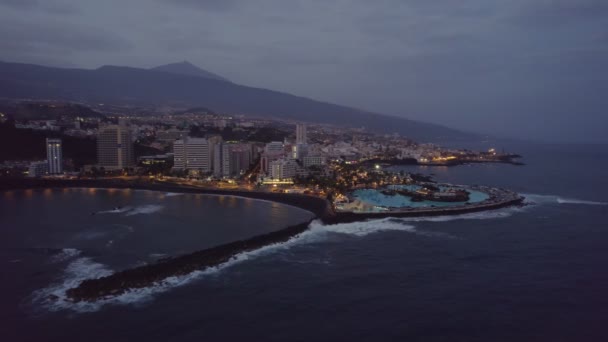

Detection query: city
xmin=1 ymin=1 xmax=606 ymax=341
xmin=1 ymin=102 xmax=522 ymax=208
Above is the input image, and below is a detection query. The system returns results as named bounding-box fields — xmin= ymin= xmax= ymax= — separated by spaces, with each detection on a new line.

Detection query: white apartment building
xmin=173 ymin=137 xmax=211 ymax=172
xmin=46 ymin=138 xmax=63 ymax=174
xmin=269 ymin=158 xmax=298 ymax=180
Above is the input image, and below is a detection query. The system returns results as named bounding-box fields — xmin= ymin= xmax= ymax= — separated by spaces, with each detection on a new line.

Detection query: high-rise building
xmin=292 ymin=143 xmax=308 ymax=160
xmin=173 ymin=137 xmax=211 ymax=172
xmin=97 ymin=122 xmax=135 ymax=170
xmin=269 ymin=158 xmax=298 ymax=180
xmin=207 ymin=135 xmax=223 ymax=171
xmin=214 ymin=142 xmax=252 ymax=177
xmin=296 ymin=124 xmax=307 ymax=145
xmin=46 ymin=138 xmax=63 ymax=174
xmin=261 ymin=141 xmax=285 ymax=174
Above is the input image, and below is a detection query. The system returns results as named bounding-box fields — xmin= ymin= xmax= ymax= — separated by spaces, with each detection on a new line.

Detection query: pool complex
xmin=352 ymin=184 xmax=489 ymax=209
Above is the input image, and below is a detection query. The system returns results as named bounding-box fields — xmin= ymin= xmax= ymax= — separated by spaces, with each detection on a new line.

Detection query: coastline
xmin=1 ymin=178 xmax=524 ymax=302
xmin=0 ymin=178 xmax=334 ymax=219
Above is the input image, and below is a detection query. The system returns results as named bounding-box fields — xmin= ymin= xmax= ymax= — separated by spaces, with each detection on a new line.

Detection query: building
xmin=302 ymin=155 xmax=325 ymax=168
xmin=264 ymin=141 xmax=285 ymax=154
xmin=296 ymin=124 xmax=307 ymax=144
xmin=28 ymin=161 xmax=48 ymax=177
xmin=173 ymin=137 xmax=211 ymax=172
xmin=214 ymin=142 xmax=252 ymax=177
xmin=46 ymin=138 xmax=63 ymax=174
xmin=97 ymin=122 xmax=135 ymax=170
xmin=269 ymin=158 xmax=298 ymax=180
xmin=138 ymin=154 xmax=173 ymax=166
xmin=292 ymin=143 xmax=308 ymax=160
xmin=156 ymin=128 xmax=188 ymax=142
xmin=261 ymin=141 xmax=285 ymax=174
xmin=207 ymin=135 xmax=223 ymax=171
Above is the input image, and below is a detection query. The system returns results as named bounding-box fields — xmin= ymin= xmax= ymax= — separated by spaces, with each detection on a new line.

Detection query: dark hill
xmin=0 ymin=101 xmax=104 ymax=120
xmin=0 ymin=61 xmax=476 ymax=142
xmin=151 ymin=61 xmax=230 ymax=82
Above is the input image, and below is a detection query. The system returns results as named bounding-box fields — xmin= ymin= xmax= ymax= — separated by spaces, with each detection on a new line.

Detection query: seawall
xmin=1 ymin=177 xmax=525 ymax=302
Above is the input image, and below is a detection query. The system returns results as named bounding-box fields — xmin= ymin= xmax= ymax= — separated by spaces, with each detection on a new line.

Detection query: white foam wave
xmin=523 ymin=194 xmax=607 ymax=206
xmin=149 ymin=253 xmax=168 ymax=259
xmin=97 ymin=206 xmax=132 ymax=214
xmin=50 ymin=248 xmax=82 ymax=263
xmin=34 ymin=218 xmax=416 ymax=312
xmin=390 ymin=208 xmax=522 ymax=223
xmin=164 ymin=192 xmax=183 ymax=197
xmin=124 ymin=204 xmax=164 ymax=216
xmin=32 ymin=257 xmax=114 ymax=312
xmin=312 ymin=218 xmax=416 ymax=237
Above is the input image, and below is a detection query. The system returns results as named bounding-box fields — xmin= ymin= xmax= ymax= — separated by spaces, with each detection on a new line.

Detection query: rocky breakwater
xmin=66 ymin=218 xmax=314 ymax=302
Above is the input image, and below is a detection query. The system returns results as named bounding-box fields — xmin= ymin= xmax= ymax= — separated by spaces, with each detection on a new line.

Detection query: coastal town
xmin=0 ymin=102 xmax=524 ymax=217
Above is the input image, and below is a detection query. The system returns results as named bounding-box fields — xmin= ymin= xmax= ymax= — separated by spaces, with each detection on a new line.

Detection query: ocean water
xmin=2 ymin=142 xmax=608 ymax=341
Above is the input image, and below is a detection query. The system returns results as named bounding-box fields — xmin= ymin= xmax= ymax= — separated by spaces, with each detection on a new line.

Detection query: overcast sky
xmin=1 ymin=0 xmax=607 ymax=142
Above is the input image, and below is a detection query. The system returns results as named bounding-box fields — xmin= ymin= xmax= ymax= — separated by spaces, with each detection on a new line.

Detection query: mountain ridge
xmin=0 ymin=60 xmax=477 ymax=142
xmin=150 ymin=61 xmax=230 ymax=82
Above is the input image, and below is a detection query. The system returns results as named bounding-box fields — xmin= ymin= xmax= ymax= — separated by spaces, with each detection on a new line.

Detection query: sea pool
xmin=352 ymin=185 xmax=489 ymax=210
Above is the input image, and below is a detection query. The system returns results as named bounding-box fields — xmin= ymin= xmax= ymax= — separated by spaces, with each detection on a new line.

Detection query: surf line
xmin=66 ymin=219 xmax=314 ymax=302
xmin=5 ymin=179 xmax=524 ymax=302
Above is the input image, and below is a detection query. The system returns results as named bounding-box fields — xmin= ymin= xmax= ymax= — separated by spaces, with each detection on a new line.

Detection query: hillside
xmin=0 ymin=61 xmax=476 ymax=142
xmin=0 ymin=101 xmax=105 ymax=120
xmin=151 ymin=61 xmax=230 ymax=82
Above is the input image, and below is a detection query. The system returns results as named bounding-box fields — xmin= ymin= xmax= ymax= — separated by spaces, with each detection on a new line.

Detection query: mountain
xmin=0 ymin=61 xmax=476 ymax=142
xmin=151 ymin=61 xmax=230 ymax=82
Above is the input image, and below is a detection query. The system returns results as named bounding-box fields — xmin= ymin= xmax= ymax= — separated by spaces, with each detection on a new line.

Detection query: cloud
xmin=160 ymin=0 xmax=240 ymax=11
xmin=0 ymin=0 xmax=38 ymax=9
xmin=0 ymin=0 xmax=606 ymax=142
xmin=0 ymin=17 xmax=133 ymax=56
xmin=0 ymin=0 xmax=80 ymax=14
xmin=510 ymin=0 xmax=608 ymax=26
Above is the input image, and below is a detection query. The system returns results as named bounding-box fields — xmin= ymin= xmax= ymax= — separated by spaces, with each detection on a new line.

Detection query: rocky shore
xmin=1 ymin=178 xmax=524 ymax=302
xmin=66 ymin=218 xmax=314 ymax=302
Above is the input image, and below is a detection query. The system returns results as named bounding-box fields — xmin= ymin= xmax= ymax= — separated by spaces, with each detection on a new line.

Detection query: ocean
xmin=1 ymin=141 xmax=607 ymax=341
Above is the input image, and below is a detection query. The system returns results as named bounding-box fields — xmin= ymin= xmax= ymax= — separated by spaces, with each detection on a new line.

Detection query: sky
xmin=0 ymin=0 xmax=607 ymax=142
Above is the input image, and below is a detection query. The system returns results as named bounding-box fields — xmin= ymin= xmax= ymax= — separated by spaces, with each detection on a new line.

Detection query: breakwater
xmin=66 ymin=218 xmax=314 ymax=302
xmin=2 ymin=178 xmax=524 ymax=302
xmin=327 ymin=195 xmax=524 ymax=224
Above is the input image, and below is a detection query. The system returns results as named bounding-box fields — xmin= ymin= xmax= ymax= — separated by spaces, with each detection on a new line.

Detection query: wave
xmin=124 ymin=204 xmax=164 ymax=216
xmin=164 ymin=192 xmax=183 ymax=197
xmin=32 ymin=257 xmax=114 ymax=313
xmin=310 ymin=218 xmax=416 ymax=237
xmin=523 ymin=194 xmax=607 ymax=206
xmin=33 ymin=218 xmax=417 ymax=312
xmin=97 ymin=206 xmax=132 ymax=214
xmin=388 ymin=208 xmax=524 ymax=223
xmin=50 ymin=248 xmax=82 ymax=263
xmin=96 ymin=205 xmax=164 ymax=216
xmin=36 ymin=212 xmax=517 ymax=312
